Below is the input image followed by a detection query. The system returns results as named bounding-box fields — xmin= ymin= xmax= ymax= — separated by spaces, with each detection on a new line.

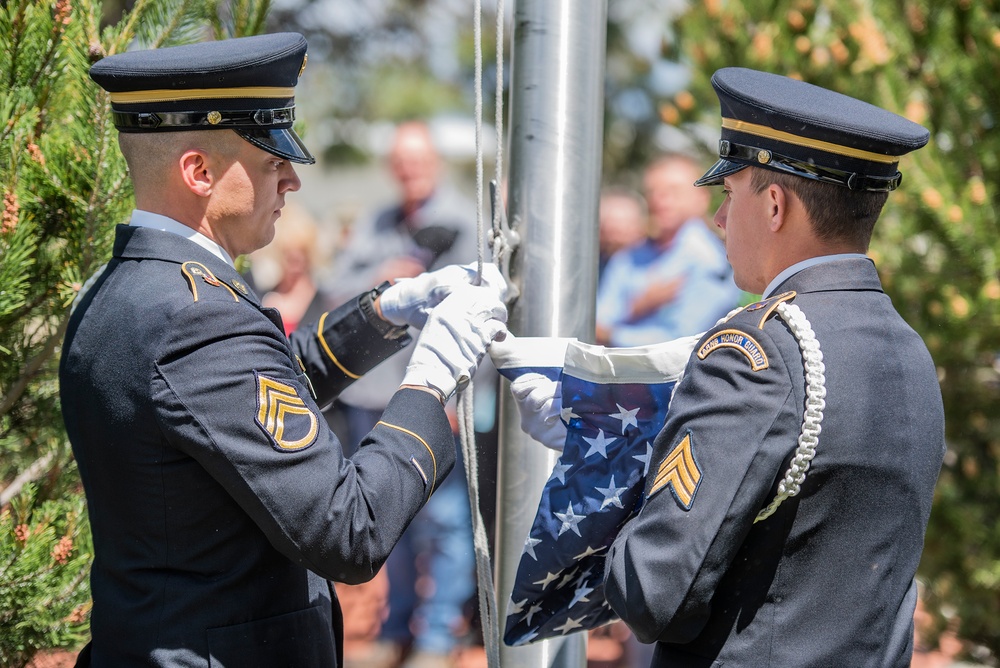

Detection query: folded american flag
xmin=494 ymin=335 xmax=697 ymax=645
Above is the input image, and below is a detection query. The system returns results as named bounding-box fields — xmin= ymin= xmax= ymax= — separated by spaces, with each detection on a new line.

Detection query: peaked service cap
xmin=694 ymin=68 xmax=929 ymax=192
xmin=89 ymin=32 xmax=315 ymax=164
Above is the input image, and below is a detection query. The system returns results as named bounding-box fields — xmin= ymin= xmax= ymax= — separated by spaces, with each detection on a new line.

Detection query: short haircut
xmin=118 ymin=130 xmax=242 ymax=187
xmin=748 ymin=168 xmax=888 ymax=249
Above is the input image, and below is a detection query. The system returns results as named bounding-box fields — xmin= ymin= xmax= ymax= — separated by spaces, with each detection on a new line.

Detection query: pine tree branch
xmin=5 ymin=1 xmax=29 ymax=92
xmin=0 ymin=452 xmax=55 ymax=508
xmin=150 ymin=0 xmax=196 ymax=49
xmin=0 ymin=313 xmax=68 ymax=420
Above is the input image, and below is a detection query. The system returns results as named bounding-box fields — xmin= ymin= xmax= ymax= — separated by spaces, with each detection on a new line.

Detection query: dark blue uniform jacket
xmin=60 ymin=225 xmax=456 ymax=667
xmin=605 ymin=257 xmax=945 ymax=667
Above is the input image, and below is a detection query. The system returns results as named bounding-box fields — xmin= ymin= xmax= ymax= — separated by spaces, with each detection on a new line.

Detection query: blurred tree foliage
xmin=660 ymin=0 xmax=999 ymax=659
xmin=0 ymin=0 xmax=269 ymax=658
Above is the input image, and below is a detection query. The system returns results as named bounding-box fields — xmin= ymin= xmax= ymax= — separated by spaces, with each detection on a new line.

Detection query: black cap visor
xmin=694 ymin=158 xmax=748 ymax=187
xmin=235 ymin=127 xmax=315 ymax=165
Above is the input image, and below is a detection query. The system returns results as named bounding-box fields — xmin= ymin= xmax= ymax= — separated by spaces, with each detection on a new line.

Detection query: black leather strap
xmin=719 ymin=139 xmax=902 ymax=192
xmin=112 ymin=106 xmax=295 ymax=131
xmin=359 ymin=281 xmax=409 ymax=341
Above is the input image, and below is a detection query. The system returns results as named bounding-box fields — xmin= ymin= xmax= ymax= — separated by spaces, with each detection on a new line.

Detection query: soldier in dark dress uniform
xmin=602 ymin=68 xmax=945 ymax=667
xmin=61 ymin=33 xmax=507 ymax=667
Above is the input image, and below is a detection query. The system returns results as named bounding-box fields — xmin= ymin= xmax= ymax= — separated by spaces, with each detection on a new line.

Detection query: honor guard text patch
xmin=254 ymin=372 xmax=319 ymax=452
xmin=648 ymin=432 xmax=702 ymax=510
xmin=697 ymin=329 xmax=769 ymax=371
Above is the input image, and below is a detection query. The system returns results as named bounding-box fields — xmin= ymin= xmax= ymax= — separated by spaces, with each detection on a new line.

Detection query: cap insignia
xmin=298 ymin=53 xmax=308 ymax=78
xmin=648 ymin=431 xmax=702 ymax=509
xmin=255 ymin=372 xmax=319 ymax=452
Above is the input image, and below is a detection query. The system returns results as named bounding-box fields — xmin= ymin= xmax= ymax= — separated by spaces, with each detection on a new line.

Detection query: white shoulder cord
xmin=458 ymin=1 xmax=505 ymax=666
xmin=754 ymin=302 xmax=827 ymax=523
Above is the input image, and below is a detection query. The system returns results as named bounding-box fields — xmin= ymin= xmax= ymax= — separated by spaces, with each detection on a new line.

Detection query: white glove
xmin=489 ymin=334 xmax=575 ymax=451
xmin=509 ymin=373 xmax=567 ymax=451
xmin=379 ymin=262 xmax=510 ymax=329
xmin=401 ymin=284 xmax=509 ymax=402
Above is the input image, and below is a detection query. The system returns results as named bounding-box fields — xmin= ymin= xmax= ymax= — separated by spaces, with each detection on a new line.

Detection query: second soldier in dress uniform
xmin=601 ymin=68 xmax=945 ymax=667
xmin=61 ymin=33 xmax=508 ymax=666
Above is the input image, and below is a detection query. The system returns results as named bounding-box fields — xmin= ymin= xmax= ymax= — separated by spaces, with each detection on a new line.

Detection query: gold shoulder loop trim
xmin=181 ymin=261 xmax=239 ymax=302
xmin=757 ymin=291 xmax=797 ymax=329
xmin=376 ymin=421 xmax=438 ymax=496
xmin=316 ymin=312 xmax=361 ymax=379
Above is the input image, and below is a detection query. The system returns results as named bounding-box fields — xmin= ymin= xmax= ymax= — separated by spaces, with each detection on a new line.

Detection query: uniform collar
xmin=767 ymin=255 xmax=883 ymax=297
xmin=763 ymin=253 xmax=869 ymax=297
xmin=112 ymin=223 xmax=260 ymax=306
xmin=129 ymin=210 xmax=236 ymax=268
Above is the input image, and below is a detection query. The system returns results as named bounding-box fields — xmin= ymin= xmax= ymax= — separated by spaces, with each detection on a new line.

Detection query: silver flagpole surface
xmin=496 ymin=1 xmax=607 ymax=666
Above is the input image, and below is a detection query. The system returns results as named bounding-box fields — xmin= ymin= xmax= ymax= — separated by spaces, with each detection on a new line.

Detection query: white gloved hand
xmin=401 ymin=284 xmax=509 ymax=402
xmin=379 ymin=262 xmax=510 ymax=329
xmin=509 ymin=373 xmax=567 ymax=451
xmin=489 ymin=334 xmax=575 ymax=451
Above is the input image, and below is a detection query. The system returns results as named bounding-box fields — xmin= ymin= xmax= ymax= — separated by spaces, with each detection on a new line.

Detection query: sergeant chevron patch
xmin=697 ymin=329 xmax=769 ymax=371
xmin=648 ymin=432 xmax=702 ymax=510
xmin=254 ymin=372 xmax=319 ymax=452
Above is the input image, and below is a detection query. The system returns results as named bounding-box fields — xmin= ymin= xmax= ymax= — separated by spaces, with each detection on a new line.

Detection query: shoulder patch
xmin=697 ymin=329 xmax=769 ymax=371
xmin=648 ymin=431 xmax=702 ymax=509
xmin=181 ymin=261 xmax=239 ymax=302
xmin=743 ymin=290 xmax=796 ymax=329
xmin=254 ymin=372 xmax=319 ymax=452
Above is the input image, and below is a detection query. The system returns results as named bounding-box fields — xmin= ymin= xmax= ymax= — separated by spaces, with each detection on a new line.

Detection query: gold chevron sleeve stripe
xmin=649 ymin=433 xmax=702 ymax=509
xmin=257 ymin=376 xmax=318 ymax=451
xmin=722 ymin=118 xmax=899 ymax=164
xmin=377 ymin=421 xmax=438 ymax=494
xmin=109 ymin=86 xmax=295 ymax=104
xmin=316 ymin=312 xmax=361 ymax=379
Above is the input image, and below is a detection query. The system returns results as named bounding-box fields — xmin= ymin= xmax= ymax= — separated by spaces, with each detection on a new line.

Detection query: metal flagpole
xmin=495 ymin=1 xmax=607 ymax=666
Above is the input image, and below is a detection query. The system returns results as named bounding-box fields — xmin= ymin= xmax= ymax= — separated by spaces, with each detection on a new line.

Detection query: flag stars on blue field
xmin=508 ymin=598 xmax=527 ymax=616
xmin=554 ymin=500 xmax=586 ymax=536
xmin=552 ymin=460 xmax=572 ymax=484
xmin=534 ymin=570 xmax=561 ymax=589
xmin=525 ymin=602 xmax=543 ymax=625
xmin=553 ymin=616 xmax=584 ymax=635
xmin=558 ymin=568 xmax=578 ymax=588
xmin=569 ymin=583 xmax=594 ymax=608
xmin=523 ymin=535 xmax=542 ymax=560
xmin=595 ymin=475 xmax=628 ymax=510
xmin=610 ymin=403 xmax=640 ymax=433
xmin=634 ymin=441 xmax=653 ymax=476
xmin=583 ymin=429 xmax=616 ymax=459
xmin=574 ymin=544 xmax=604 ymax=561
xmin=500 ymin=357 xmax=678 ymax=646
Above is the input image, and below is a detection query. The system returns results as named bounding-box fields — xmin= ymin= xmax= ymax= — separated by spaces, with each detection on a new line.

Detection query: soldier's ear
xmin=179 ymin=149 xmax=213 ymax=198
xmin=766 ymin=183 xmax=787 ymax=233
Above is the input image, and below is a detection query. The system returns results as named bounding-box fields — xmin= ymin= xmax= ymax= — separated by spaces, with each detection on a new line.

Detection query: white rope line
xmin=754 ymin=302 xmax=826 ymax=523
xmin=459 ymin=2 xmax=504 ymax=665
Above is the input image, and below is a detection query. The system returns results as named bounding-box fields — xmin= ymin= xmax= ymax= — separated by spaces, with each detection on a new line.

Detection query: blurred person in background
xmin=258 ymin=201 xmax=335 ymax=336
xmin=598 ymin=186 xmax=649 ymax=283
xmin=327 ymin=120 xmax=488 ymax=668
xmin=595 ymin=154 xmax=741 ymax=347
